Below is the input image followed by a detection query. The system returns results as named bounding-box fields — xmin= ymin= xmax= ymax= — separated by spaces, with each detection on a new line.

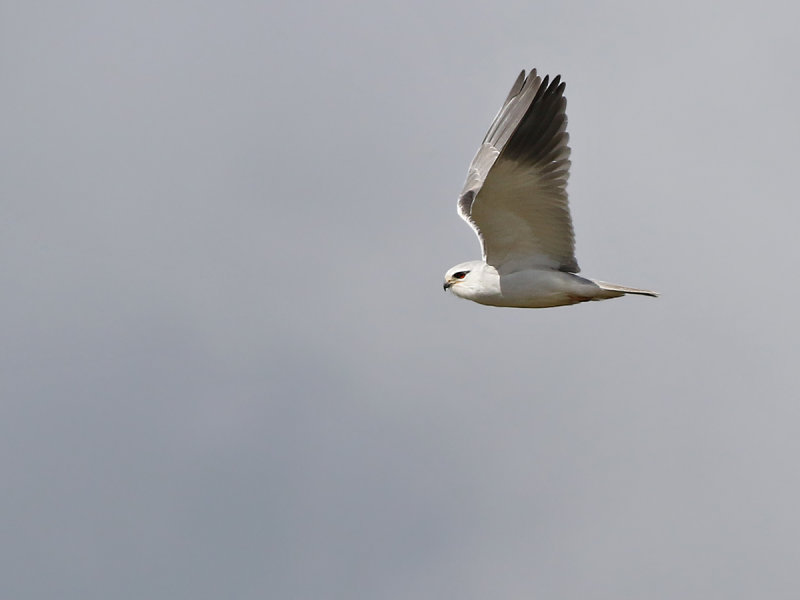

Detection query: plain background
xmin=3 ymin=1 xmax=800 ymax=598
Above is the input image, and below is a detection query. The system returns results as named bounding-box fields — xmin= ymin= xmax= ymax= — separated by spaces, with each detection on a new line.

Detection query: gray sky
xmin=3 ymin=1 xmax=800 ymax=598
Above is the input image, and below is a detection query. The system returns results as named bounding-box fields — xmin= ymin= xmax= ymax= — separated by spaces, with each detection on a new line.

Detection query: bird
xmin=443 ymin=69 xmax=658 ymax=308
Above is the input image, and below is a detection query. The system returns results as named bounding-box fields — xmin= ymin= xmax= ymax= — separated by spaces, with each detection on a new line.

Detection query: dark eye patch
xmin=453 ymin=271 xmax=468 ymax=279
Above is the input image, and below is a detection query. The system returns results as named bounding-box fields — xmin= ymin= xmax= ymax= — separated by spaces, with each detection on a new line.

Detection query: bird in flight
xmin=443 ymin=69 xmax=657 ymax=308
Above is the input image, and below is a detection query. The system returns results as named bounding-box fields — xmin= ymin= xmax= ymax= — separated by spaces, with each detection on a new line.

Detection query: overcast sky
xmin=3 ymin=1 xmax=800 ymax=598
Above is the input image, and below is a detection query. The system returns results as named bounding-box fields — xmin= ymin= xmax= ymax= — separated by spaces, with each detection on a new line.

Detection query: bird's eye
xmin=453 ymin=271 xmax=468 ymax=279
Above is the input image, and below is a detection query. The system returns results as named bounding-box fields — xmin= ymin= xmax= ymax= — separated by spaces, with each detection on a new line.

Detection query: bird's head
xmin=443 ymin=261 xmax=482 ymax=293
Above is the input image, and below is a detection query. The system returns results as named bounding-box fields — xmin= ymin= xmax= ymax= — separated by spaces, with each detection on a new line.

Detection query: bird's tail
xmin=593 ymin=280 xmax=659 ymax=298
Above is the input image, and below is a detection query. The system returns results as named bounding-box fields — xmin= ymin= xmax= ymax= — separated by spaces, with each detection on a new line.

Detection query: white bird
xmin=443 ymin=69 xmax=658 ymax=308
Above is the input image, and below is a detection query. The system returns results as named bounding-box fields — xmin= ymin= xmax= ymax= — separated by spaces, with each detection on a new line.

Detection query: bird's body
xmin=444 ymin=261 xmax=653 ymax=308
xmin=443 ymin=69 xmax=657 ymax=308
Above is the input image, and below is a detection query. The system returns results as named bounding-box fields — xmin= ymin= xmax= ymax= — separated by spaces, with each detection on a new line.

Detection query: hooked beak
xmin=443 ymin=281 xmax=451 ymax=291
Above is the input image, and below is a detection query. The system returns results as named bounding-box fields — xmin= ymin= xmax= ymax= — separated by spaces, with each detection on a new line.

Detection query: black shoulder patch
xmin=458 ymin=190 xmax=476 ymax=217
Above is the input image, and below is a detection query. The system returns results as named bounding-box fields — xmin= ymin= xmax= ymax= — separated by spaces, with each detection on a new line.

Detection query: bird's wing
xmin=457 ymin=69 xmax=578 ymax=274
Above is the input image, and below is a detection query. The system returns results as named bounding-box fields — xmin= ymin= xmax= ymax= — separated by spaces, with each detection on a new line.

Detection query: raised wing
xmin=457 ymin=70 xmax=578 ymax=273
